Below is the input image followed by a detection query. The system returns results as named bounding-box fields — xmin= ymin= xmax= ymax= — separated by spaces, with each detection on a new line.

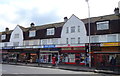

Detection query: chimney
xmin=5 ymin=27 xmax=9 ymax=32
xmin=30 ymin=23 xmax=35 ymax=27
xmin=64 ymin=17 xmax=68 ymax=22
xmin=114 ymin=7 xmax=119 ymax=16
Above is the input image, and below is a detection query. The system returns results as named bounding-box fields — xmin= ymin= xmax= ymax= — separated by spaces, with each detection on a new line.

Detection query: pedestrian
xmin=110 ymin=57 xmax=116 ymax=71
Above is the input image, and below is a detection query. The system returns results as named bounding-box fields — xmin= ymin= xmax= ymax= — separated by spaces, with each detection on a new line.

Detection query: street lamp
xmin=85 ymin=0 xmax=91 ymax=67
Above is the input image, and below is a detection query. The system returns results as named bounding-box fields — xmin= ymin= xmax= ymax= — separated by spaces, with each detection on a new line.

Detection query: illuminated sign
xmin=101 ymin=42 xmax=120 ymax=46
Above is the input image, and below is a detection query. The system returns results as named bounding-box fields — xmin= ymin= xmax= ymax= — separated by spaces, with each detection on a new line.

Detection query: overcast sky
xmin=0 ymin=0 xmax=120 ymax=32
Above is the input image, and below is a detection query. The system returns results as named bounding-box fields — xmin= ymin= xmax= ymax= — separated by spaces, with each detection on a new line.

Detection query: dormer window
xmin=1 ymin=34 xmax=6 ymax=40
xmin=97 ymin=21 xmax=109 ymax=30
xmin=47 ymin=28 xmax=55 ymax=35
xmin=29 ymin=30 xmax=36 ymax=37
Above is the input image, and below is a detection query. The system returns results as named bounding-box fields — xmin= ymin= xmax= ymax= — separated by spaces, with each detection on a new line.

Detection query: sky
xmin=0 ymin=0 xmax=120 ymax=32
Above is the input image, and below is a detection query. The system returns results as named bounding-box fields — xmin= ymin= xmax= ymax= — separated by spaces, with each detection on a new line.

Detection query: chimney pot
xmin=64 ymin=17 xmax=68 ymax=22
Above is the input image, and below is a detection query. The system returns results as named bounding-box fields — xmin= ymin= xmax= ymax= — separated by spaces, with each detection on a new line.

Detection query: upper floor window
xmin=1 ymin=35 xmax=6 ymax=40
xmin=13 ymin=42 xmax=19 ymax=46
xmin=107 ymin=35 xmax=116 ymax=42
xmin=78 ymin=26 xmax=80 ymax=32
xmin=29 ymin=30 xmax=36 ymax=37
xmin=66 ymin=38 xmax=69 ymax=44
xmin=47 ymin=28 xmax=55 ymax=35
xmin=78 ymin=37 xmax=80 ymax=44
xmin=14 ymin=34 xmax=19 ymax=38
xmin=71 ymin=26 xmax=75 ymax=33
xmin=4 ymin=43 xmax=7 ymax=47
xmin=71 ymin=38 xmax=75 ymax=44
xmin=24 ymin=41 xmax=29 ymax=46
xmin=66 ymin=27 xmax=69 ymax=33
xmin=91 ymin=36 xmax=99 ymax=43
xmin=96 ymin=21 xmax=109 ymax=30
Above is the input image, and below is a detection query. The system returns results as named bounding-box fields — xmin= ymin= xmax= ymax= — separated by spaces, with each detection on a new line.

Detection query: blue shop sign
xmin=2 ymin=46 xmax=15 ymax=49
xmin=43 ymin=45 xmax=56 ymax=48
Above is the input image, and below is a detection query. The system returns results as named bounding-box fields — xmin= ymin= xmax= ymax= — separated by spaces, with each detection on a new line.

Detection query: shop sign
xmin=43 ymin=45 xmax=55 ymax=48
xmin=15 ymin=46 xmax=26 ymax=49
xmin=33 ymin=46 xmax=43 ymax=48
xmin=56 ymin=44 xmax=85 ymax=48
xmin=2 ymin=46 xmax=15 ymax=49
xmin=25 ymin=46 xmax=33 ymax=48
xmin=101 ymin=42 xmax=120 ymax=46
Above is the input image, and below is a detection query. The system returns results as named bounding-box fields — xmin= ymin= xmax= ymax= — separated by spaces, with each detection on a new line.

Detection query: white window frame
xmin=71 ymin=26 xmax=75 ymax=33
xmin=1 ymin=35 xmax=6 ymax=40
xmin=107 ymin=35 xmax=116 ymax=42
xmin=47 ymin=28 xmax=55 ymax=35
xmin=14 ymin=34 xmax=19 ymax=38
xmin=78 ymin=26 xmax=80 ymax=32
xmin=78 ymin=37 xmax=80 ymax=44
xmin=97 ymin=21 xmax=109 ymax=30
xmin=4 ymin=43 xmax=7 ymax=47
xmin=71 ymin=38 xmax=75 ymax=44
xmin=29 ymin=30 xmax=36 ymax=37
xmin=66 ymin=27 xmax=69 ymax=33
xmin=66 ymin=38 xmax=69 ymax=44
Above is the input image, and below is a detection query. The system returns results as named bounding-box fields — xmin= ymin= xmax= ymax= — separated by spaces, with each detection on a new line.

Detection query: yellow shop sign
xmin=101 ymin=42 xmax=120 ymax=46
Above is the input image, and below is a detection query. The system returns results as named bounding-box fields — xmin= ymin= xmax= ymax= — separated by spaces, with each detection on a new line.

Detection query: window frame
xmin=96 ymin=21 xmax=109 ymax=30
xmin=29 ymin=30 xmax=36 ymax=37
xmin=47 ymin=28 xmax=55 ymax=35
xmin=1 ymin=34 xmax=6 ymax=40
xmin=71 ymin=26 xmax=75 ymax=33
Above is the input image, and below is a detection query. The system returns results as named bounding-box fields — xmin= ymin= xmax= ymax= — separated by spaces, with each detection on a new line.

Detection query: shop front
xmin=92 ymin=42 xmax=120 ymax=67
xmin=39 ymin=48 xmax=60 ymax=64
xmin=59 ymin=47 xmax=86 ymax=65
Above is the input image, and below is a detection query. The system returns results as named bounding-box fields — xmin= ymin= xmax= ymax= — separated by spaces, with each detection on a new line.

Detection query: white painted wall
xmin=60 ymin=15 xmax=89 ymax=44
xmin=9 ymin=25 xmax=24 ymax=46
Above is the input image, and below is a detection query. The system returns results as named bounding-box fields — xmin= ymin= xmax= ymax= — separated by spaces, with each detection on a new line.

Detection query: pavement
xmin=2 ymin=62 xmax=120 ymax=75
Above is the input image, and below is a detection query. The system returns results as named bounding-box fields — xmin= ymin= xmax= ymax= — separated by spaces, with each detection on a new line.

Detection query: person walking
xmin=110 ymin=57 xmax=116 ymax=71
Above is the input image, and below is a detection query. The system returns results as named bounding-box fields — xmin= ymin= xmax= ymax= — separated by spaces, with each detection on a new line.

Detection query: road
xmin=1 ymin=64 xmax=118 ymax=76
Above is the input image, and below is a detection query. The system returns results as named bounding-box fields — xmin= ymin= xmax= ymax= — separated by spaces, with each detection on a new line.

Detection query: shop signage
xmin=2 ymin=46 xmax=15 ymax=49
xmin=25 ymin=46 xmax=33 ymax=48
xmin=101 ymin=42 xmax=120 ymax=46
xmin=33 ymin=46 xmax=43 ymax=48
xmin=56 ymin=44 xmax=85 ymax=48
xmin=43 ymin=45 xmax=55 ymax=48
xmin=15 ymin=46 xmax=26 ymax=49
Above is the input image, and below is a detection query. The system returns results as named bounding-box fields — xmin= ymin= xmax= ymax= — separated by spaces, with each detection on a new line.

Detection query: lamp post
xmin=86 ymin=0 xmax=91 ymax=67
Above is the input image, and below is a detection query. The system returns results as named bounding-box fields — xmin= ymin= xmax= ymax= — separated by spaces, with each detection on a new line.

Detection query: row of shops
xmin=1 ymin=42 xmax=120 ymax=67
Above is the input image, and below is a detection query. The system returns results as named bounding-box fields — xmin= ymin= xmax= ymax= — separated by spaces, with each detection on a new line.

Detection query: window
xmin=78 ymin=37 xmax=80 ymax=44
xmin=25 ymin=41 xmax=29 ymax=46
xmin=71 ymin=26 xmax=75 ymax=33
xmin=29 ymin=30 xmax=36 ymax=37
xmin=42 ymin=39 xmax=47 ymax=45
xmin=13 ymin=42 xmax=19 ymax=46
xmin=66 ymin=27 xmax=69 ymax=33
xmin=33 ymin=40 xmax=38 ymax=45
xmin=71 ymin=38 xmax=75 ymax=44
xmin=47 ymin=28 xmax=55 ymax=35
xmin=52 ymin=39 xmax=58 ymax=44
xmin=66 ymin=38 xmax=69 ymax=44
xmin=14 ymin=34 xmax=19 ymax=38
xmin=107 ymin=35 xmax=116 ymax=42
xmin=97 ymin=21 xmax=109 ymax=30
xmin=78 ymin=26 xmax=80 ymax=32
xmin=4 ymin=43 xmax=7 ymax=47
xmin=91 ymin=36 xmax=99 ymax=43
xmin=1 ymin=35 xmax=6 ymax=40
